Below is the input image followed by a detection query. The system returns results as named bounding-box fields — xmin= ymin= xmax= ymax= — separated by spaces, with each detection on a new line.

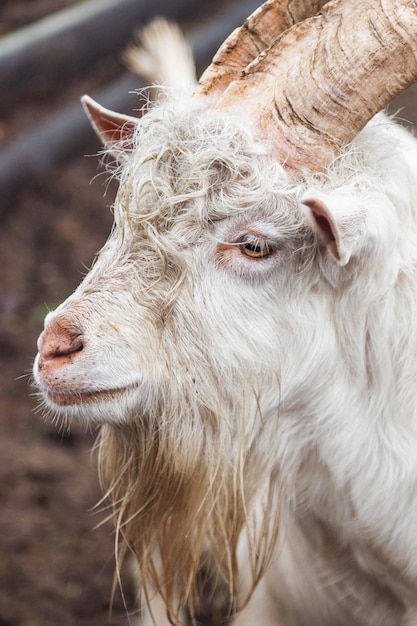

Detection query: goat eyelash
xmin=237 ymin=234 xmax=276 ymax=259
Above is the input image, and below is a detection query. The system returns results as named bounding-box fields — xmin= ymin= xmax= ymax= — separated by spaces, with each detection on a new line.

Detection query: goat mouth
xmin=45 ymin=385 xmax=135 ymax=406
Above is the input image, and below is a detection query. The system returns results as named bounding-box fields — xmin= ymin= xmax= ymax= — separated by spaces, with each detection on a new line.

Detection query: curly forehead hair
xmin=116 ymin=98 xmax=296 ymax=224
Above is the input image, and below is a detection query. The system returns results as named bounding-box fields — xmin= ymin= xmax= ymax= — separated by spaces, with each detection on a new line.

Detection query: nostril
xmin=53 ymin=336 xmax=84 ymax=358
xmin=37 ymin=319 xmax=85 ymax=367
xmin=71 ymin=341 xmax=83 ymax=354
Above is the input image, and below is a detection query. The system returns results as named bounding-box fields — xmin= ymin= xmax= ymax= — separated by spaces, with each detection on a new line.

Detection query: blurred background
xmin=0 ymin=1 xmax=416 ymax=624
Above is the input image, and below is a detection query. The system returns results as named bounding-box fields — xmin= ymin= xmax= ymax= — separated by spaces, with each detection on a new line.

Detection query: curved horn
xmin=215 ymin=0 xmax=417 ymax=170
xmin=193 ymin=0 xmax=329 ymax=100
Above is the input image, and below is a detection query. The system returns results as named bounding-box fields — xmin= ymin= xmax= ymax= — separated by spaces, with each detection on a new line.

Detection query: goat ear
xmin=81 ymin=95 xmax=139 ymax=161
xmin=301 ymin=189 xmax=365 ymax=266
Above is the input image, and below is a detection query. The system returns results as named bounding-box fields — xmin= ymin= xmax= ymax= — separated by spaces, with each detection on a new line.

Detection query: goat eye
xmin=239 ymin=235 xmax=273 ymax=259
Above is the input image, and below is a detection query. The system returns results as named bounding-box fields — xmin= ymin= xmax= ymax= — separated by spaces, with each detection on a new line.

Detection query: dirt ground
xmin=1 ymin=1 xmax=417 ymax=625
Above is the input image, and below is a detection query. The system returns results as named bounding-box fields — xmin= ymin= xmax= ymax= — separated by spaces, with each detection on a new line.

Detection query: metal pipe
xmin=0 ymin=0 xmax=221 ymax=116
xmin=0 ymin=0 xmax=261 ymax=208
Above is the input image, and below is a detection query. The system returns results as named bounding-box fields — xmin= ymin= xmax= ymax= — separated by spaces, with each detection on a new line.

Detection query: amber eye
xmin=239 ymin=235 xmax=273 ymax=259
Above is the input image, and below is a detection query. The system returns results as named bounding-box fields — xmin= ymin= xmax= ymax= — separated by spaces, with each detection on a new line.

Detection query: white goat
xmin=33 ymin=0 xmax=417 ymax=624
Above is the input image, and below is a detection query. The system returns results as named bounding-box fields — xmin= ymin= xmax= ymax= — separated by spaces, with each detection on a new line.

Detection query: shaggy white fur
xmin=33 ymin=15 xmax=417 ymax=626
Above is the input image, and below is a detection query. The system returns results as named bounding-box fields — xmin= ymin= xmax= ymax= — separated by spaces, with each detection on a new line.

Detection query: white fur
xmin=33 ymin=31 xmax=417 ymax=626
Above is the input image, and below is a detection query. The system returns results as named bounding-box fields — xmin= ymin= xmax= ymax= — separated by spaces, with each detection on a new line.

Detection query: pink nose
xmin=37 ymin=318 xmax=84 ymax=371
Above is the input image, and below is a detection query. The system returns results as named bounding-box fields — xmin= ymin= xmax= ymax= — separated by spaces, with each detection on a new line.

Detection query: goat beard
xmin=97 ymin=395 xmax=280 ymax=624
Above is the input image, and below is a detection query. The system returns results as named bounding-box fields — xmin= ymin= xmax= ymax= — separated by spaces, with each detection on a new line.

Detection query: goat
xmin=33 ymin=0 xmax=417 ymax=624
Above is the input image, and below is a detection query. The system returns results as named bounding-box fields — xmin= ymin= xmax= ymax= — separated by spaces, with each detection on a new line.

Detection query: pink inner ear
xmin=312 ymin=212 xmax=334 ymax=242
xmin=302 ymin=197 xmax=340 ymax=262
xmin=81 ymin=95 xmax=138 ymax=152
xmin=93 ymin=113 xmax=137 ymax=145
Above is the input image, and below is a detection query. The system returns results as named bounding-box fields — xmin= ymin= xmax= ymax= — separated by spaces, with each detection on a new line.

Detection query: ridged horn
xmin=193 ymin=0 xmax=329 ymax=100
xmin=215 ymin=0 xmax=417 ymax=170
